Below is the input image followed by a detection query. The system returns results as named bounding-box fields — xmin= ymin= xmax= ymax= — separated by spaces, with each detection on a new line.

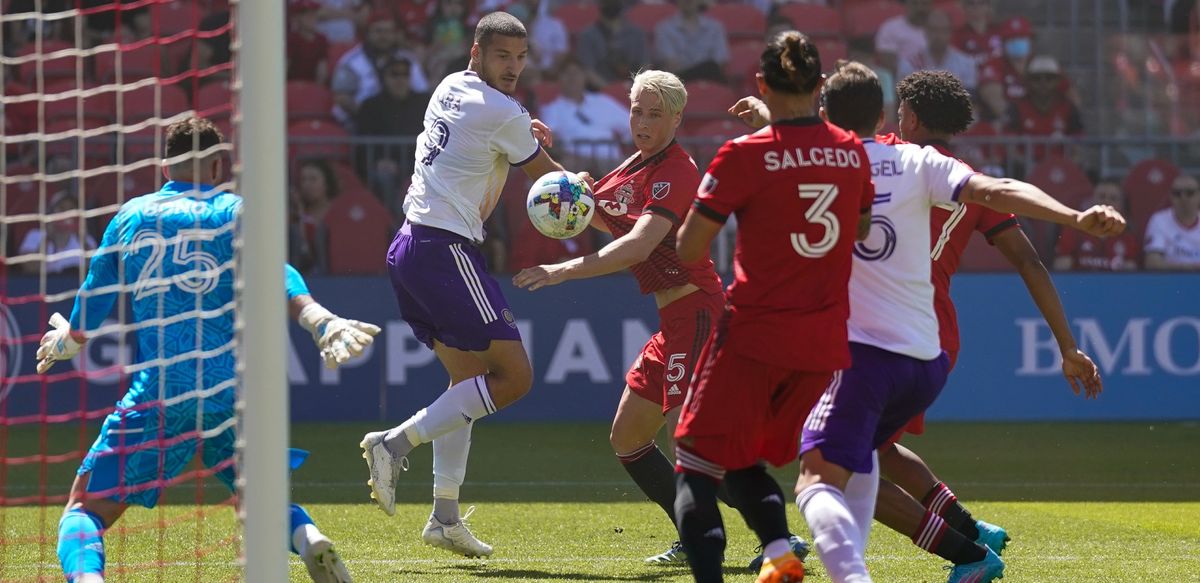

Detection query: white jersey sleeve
xmin=915 ymin=145 xmax=978 ymax=205
xmin=403 ymin=71 xmax=542 ymax=243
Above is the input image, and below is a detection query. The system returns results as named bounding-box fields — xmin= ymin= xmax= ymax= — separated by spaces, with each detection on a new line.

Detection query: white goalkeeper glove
xmin=298 ymin=303 xmax=382 ymax=369
xmin=36 ymin=312 xmax=84 ymax=374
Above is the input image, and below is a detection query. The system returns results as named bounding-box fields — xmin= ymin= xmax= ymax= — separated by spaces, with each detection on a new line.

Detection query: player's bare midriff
xmin=653 ymin=282 xmax=700 ymax=309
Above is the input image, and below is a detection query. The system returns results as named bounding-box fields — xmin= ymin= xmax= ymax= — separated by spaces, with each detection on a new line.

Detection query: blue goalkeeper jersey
xmin=69 ymin=181 xmax=309 ymax=413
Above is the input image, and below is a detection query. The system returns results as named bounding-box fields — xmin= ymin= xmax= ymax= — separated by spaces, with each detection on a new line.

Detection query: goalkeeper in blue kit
xmin=35 ymin=117 xmax=379 ymax=583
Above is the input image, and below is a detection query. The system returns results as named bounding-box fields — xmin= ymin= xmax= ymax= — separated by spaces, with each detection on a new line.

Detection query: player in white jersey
xmin=358 ymin=12 xmax=586 ymax=558
xmin=732 ymin=63 xmax=1125 ymax=583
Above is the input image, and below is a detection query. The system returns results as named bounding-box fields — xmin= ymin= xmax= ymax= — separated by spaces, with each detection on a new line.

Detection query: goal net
xmin=1 ymin=1 xmax=287 ymax=580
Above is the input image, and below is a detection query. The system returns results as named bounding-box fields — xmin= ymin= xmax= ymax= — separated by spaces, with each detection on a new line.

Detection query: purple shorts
xmin=800 ymin=342 xmax=950 ymax=473
xmin=387 ymin=222 xmax=521 ymax=351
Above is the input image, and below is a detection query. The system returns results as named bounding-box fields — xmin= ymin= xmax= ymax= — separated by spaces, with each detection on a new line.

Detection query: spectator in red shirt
xmin=1053 ymin=180 xmax=1139 ymax=271
xmin=288 ymin=0 xmax=330 ymax=84
xmin=290 ymin=160 xmax=339 ymax=274
xmin=978 ymin=15 xmax=1033 ymax=119
xmin=953 ymin=0 xmax=1003 ymax=67
xmin=1008 ymin=55 xmax=1082 ymax=159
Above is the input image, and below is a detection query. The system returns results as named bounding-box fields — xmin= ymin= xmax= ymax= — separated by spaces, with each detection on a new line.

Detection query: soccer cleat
xmin=975 ymin=520 xmax=1010 ymax=555
xmin=947 ymin=547 xmax=1005 ymax=583
xmin=360 ymin=431 xmax=407 ymax=516
xmin=644 ymin=540 xmax=687 ymax=564
xmin=748 ymin=535 xmax=811 ymax=573
xmin=756 ymin=551 xmax=805 ymax=583
xmin=302 ymin=534 xmax=353 ymax=583
xmin=420 ymin=506 xmax=493 ymax=558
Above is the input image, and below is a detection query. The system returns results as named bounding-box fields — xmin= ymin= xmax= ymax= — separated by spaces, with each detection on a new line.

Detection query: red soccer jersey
xmin=694 ymin=118 xmax=873 ymax=371
xmin=876 ymin=134 xmax=1019 ymax=354
xmin=1055 ymin=229 xmax=1140 ymax=271
xmin=953 ymin=24 xmax=1004 ymax=66
xmin=594 ymin=141 xmax=723 ymax=296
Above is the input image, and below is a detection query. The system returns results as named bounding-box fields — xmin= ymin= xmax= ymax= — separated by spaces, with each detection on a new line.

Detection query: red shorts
xmin=626 ymin=290 xmax=724 ymax=414
xmin=880 ymin=348 xmax=958 ymax=449
xmin=674 ymin=332 xmax=835 ymax=475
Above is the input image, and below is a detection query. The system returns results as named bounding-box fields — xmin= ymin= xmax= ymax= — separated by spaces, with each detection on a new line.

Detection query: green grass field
xmin=3 ymin=421 xmax=1198 ymax=582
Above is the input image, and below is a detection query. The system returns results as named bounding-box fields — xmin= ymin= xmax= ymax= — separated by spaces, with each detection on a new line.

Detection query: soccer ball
xmin=526 ymin=170 xmax=595 ymax=239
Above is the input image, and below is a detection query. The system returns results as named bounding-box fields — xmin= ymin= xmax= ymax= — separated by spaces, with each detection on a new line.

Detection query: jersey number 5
xmin=791 ymin=183 xmax=840 ymax=258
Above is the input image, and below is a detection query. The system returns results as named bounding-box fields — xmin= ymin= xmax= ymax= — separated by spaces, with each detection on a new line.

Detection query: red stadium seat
xmin=1026 ymin=157 xmax=1092 ymax=209
xmin=601 ymin=80 xmax=631 ymax=105
xmin=119 ymin=82 xmax=192 ymax=124
xmin=196 ymin=80 xmax=234 ymax=120
xmin=1123 ymin=158 xmax=1181 ymax=232
xmin=17 ymin=40 xmax=77 ymax=83
xmin=627 ymin=3 xmax=677 ymax=33
xmin=842 ymin=0 xmax=905 ymax=39
xmin=94 ymin=41 xmax=165 ymax=82
xmin=286 ymin=81 xmax=334 ymax=121
xmin=531 ymin=82 xmax=561 ymax=109
xmin=934 ymin=0 xmax=967 ymax=28
xmin=44 ymin=118 xmax=114 ymax=168
xmin=85 ymin=166 xmax=162 ymax=211
xmin=813 ymin=38 xmax=849 ymax=66
xmin=553 ymin=2 xmax=599 ymax=35
xmin=150 ymin=1 xmax=203 ymax=35
xmin=41 ymin=81 xmax=116 ymax=123
xmin=727 ymin=39 xmax=762 ymax=87
xmin=777 ymin=4 xmax=843 ymax=38
xmin=707 ymin=4 xmax=767 ymax=40
xmin=324 ymin=189 xmax=395 ymax=275
xmin=685 ymin=118 xmax=747 ymax=141
xmin=289 ymin=119 xmax=352 ymax=162
xmin=683 ymin=80 xmax=739 ymax=118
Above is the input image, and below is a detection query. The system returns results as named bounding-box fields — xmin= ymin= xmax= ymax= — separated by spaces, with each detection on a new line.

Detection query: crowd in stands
xmin=2 ymin=0 xmax=1199 ymax=276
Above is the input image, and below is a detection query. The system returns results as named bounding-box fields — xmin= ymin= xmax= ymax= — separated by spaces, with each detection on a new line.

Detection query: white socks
xmin=797 ymin=483 xmax=872 ymax=583
xmin=384 ymin=375 xmax=496 ymax=456
xmin=431 ymin=422 xmax=473 ymax=523
xmin=843 ymin=451 xmax=880 ymax=549
xmin=291 ymin=523 xmax=322 ymax=557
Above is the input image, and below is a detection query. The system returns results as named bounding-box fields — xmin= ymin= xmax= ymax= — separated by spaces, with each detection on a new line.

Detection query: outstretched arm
xmin=513 ymin=214 xmax=672 ymax=291
xmin=286 ymin=264 xmax=381 ymax=369
xmin=958 ymin=175 xmax=1127 ymax=238
xmin=991 ymin=228 xmax=1101 ymax=398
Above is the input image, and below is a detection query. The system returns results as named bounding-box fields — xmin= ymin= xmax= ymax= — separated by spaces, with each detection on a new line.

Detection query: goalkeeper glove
xmin=298 ymin=303 xmax=382 ymax=369
xmin=36 ymin=313 xmax=84 ymax=374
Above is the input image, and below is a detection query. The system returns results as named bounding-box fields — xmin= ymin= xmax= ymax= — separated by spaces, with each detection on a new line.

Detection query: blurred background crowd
xmin=3 ymin=0 xmax=1199 ymax=276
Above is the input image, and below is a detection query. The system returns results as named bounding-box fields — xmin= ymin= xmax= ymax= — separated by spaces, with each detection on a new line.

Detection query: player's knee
xmin=488 ymin=357 xmax=533 ymax=407
xmin=608 ymin=422 xmax=651 ymax=455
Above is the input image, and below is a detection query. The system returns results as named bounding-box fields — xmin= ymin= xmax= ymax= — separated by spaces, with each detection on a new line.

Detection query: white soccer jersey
xmin=848 ymin=139 xmax=977 ymax=360
xmin=404 ymin=70 xmax=541 ymax=243
xmin=1144 ymin=208 xmax=1200 ymax=266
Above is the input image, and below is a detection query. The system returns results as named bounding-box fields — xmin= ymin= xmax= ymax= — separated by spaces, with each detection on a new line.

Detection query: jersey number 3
xmin=791 ymin=183 xmax=840 ymax=258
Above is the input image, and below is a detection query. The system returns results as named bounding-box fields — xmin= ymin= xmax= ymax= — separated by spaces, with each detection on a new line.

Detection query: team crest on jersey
xmin=502 ymin=308 xmax=517 ymax=329
xmin=651 ymin=181 xmax=671 ymax=200
xmin=615 ymin=183 xmax=635 ymax=204
xmin=699 ymin=173 xmax=718 ymax=195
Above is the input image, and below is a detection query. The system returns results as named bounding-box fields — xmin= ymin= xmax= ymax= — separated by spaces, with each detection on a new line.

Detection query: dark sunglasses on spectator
xmin=1173 ymin=188 xmax=1198 ymax=197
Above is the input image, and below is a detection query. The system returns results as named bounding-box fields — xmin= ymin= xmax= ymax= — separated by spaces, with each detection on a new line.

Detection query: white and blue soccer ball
xmin=526 ymin=170 xmax=595 ymax=239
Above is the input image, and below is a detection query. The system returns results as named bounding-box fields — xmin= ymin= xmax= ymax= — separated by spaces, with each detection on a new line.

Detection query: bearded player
xmin=358 ymin=12 xmax=589 ymax=558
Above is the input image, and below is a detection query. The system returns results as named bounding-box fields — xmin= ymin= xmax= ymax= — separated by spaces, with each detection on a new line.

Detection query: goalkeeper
xmin=36 ymin=117 xmax=379 ymax=583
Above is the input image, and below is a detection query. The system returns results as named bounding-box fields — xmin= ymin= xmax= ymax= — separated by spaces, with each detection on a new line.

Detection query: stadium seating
xmin=289 ymin=119 xmax=352 ymax=162
xmin=776 ymin=4 xmax=843 ymax=38
xmin=44 ymin=118 xmax=113 ymax=167
xmin=842 ymin=0 xmax=905 ymax=39
xmin=41 ymin=81 xmax=116 ymax=124
xmin=707 ymin=4 xmax=766 ymax=41
xmin=554 ymin=2 xmax=599 ymax=35
xmin=16 ymin=40 xmax=76 ymax=83
xmin=601 ymin=80 xmax=631 ymax=105
xmin=94 ymin=41 xmax=164 ymax=82
xmin=324 ymin=189 xmax=395 ymax=275
xmin=329 ymin=161 xmax=369 ymax=194
xmin=531 ymin=81 xmax=561 ymax=108
xmin=286 ymin=81 xmax=335 ymax=122
xmin=626 ymin=3 xmax=677 ymax=33
xmin=958 ymin=232 xmax=1016 ymax=272
xmin=327 ymin=41 xmax=357 ymax=69
xmin=1026 ymin=157 xmax=1093 ymax=209
xmin=726 ymin=39 xmax=762 ymax=87
xmin=682 ymin=80 xmax=739 ymax=119
xmin=813 ymin=38 xmax=849 ymax=65
xmin=118 ymin=82 xmax=191 ymax=124
xmin=196 ymin=80 xmax=234 ymax=120
xmin=1123 ymin=158 xmax=1181 ymax=230
xmin=150 ymin=1 xmax=204 ymax=35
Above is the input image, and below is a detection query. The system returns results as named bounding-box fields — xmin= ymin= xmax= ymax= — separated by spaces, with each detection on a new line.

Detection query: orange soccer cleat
xmin=756 ymin=551 xmax=805 ymax=583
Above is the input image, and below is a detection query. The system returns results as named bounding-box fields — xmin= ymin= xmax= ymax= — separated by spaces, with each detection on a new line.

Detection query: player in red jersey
xmin=866 ymin=70 xmax=1103 ymax=572
xmin=514 ymin=69 xmax=759 ymax=566
xmin=670 ymin=32 xmax=873 ymax=583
